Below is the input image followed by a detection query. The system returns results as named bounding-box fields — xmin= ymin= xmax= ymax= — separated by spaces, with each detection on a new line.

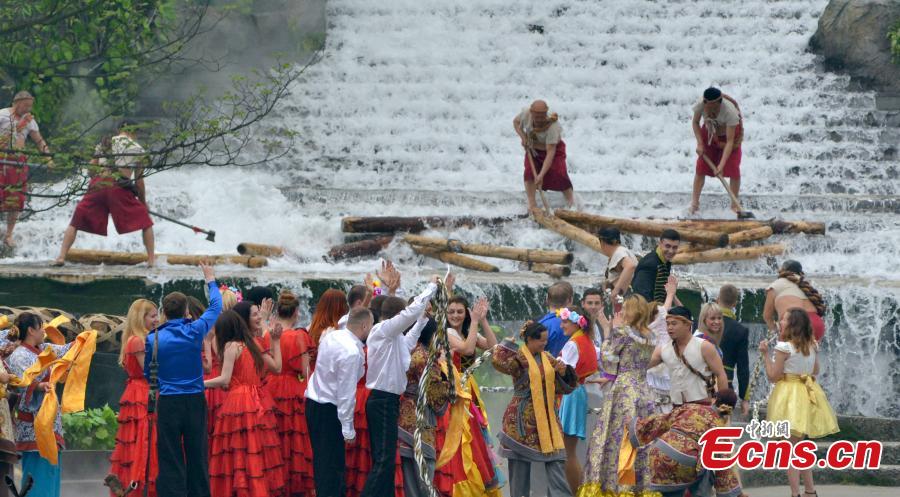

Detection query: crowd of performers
xmin=0 ymin=227 xmax=840 ymax=497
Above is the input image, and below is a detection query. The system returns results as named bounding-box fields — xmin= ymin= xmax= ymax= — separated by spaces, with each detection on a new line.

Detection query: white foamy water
xmin=11 ymin=0 xmax=900 ymax=415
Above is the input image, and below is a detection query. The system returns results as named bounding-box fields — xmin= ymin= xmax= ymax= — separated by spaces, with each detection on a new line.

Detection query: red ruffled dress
xmin=263 ymin=328 xmax=315 ymax=496
xmin=203 ymin=345 xmax=227 ymax=437
xmin=108 ymin=335 xmax=157 ymax=497
xmin=209 ymin=345 xmax=285 ymax=497
xmin=344 ymin=348 xmax=406 ymax=497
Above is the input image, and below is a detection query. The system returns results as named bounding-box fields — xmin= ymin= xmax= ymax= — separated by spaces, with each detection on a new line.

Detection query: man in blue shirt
xmin=539 ymin=281 xmax=574 ymax=356
xmin=145 ymin=262 xmax=221 ymax=497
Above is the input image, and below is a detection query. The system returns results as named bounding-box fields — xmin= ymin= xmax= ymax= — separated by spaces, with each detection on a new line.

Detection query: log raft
xmin=671 ymin=244 xmax=786 ymax=265
xmin=403 ymin=234 xmax=573 ymax=265
xmin=555 ymin=210 xmax=729 ymax=247
xmin=63 ymin=250 xmax=267 ymax=268
xmin=411 ymin=246 xmax=499 ymax=272
xmin=530 ymin=209 xmax=604 ymax=253
xmin=342 ymin=215 xmax=528 ymax=234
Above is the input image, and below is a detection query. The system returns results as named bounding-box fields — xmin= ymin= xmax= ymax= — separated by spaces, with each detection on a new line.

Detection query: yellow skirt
xmin=767 ymin=374 xmax=839 ymax=439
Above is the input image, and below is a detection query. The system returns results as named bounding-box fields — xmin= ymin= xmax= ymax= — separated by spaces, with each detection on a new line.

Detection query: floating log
xmin=65 ymin=249 xmax=147 ymax=265
xmin=403 ymin=234 xmax=573 ymax=265
xmin=530 ymin=208 xmax=604 ymax=253
xmin=236 ymin=243 xmax=284 ymax=257
xmin=529 ymin=263 xmax=571 ymax=278
xmin=328 ymin=236 xmax=394 ymax=260
xmin=726 ymin=226 xmax=774 ymax=245
xmin=555 ymin=210 xmax=728 ymax=247
xmin=342 ymin=215 xmax=527 ymax=234
xmin=677 ymin=242 xmax=717 ymax=255
xmin=671 ymin=244 xmax=786 ymax=265
xmin=668 ymin=219 xmax=766 ymax=234
xmin=166 ymin=254 xmax=268 ymax=268
xmin=770 ymin=220 xmax=826 ymax=235
xmin=411 ymin=246 xmax=499 ymax=272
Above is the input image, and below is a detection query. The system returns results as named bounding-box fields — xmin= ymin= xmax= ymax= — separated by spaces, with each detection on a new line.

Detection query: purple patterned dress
xmin=579 ymin=326 xmax=658 ymax=496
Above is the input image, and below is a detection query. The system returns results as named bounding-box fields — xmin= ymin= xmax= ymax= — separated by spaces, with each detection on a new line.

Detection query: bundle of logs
xmin=60 ymin=242 xmax=287 ymax=269
xmin=329 ymin=211 xmax=826 ymax=275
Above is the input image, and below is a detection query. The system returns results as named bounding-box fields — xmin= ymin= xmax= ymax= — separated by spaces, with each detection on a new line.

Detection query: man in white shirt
xmin=306 ymin=307 xmax=373 ymax=497
xmin=54 ymin=121 xmax=156 ymax=266
xmin=361 ymin=276 xmax=439 ymax=497
xmin=690 ymin=86 xmax=744 ymax=214
xmin=0 ymin=91 xmax=51 ymax=247
xmin=597 ymin=227 xmax=637 ymax=304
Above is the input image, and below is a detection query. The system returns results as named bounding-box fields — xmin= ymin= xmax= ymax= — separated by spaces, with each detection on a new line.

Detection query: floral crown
xmin=556 ymin=307 xmax=588 ymax=329
xmin=219 ymin=284 xmax=243 ymax=302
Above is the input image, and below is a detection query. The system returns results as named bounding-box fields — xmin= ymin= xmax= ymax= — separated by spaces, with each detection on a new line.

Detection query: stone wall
xmin=810 ymin=0 xmax=900 ymax=92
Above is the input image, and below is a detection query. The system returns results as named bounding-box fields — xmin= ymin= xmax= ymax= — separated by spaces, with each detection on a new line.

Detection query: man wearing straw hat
xmin=0 ymin=91 xmax=52 ymax=248
xmin=513 ymin=99 xmax=574 ymax=210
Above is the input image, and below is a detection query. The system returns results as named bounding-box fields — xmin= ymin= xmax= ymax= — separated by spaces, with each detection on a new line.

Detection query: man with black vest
xmin=717 ymin=284 xmax=750 ymax=416
xmin=632 ymin=229 xmax=681 ymax=306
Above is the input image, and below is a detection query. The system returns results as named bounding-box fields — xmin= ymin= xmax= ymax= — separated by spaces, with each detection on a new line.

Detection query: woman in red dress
xmin=264 ymin=291 xmax=315 ymax=496
xmin=202 ymin=287 xmax=239 ymax=437
xmin=205 ymin=310 xmax=285 ymax=497
xmin=108 ymin=299 xmax=159 ymax=497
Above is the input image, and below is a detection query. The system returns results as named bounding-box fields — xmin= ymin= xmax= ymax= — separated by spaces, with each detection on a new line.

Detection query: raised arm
xmin=262 ymin=324 xmax=283 ymax=374
xmin=403 ymin=315 xmax=429 ymax=352
xmin=189 ymin=263 xmax=221 ymax=338
xmin=204 ymin=342 xmax=240 ymax=389
xmin=475 ymin=304 xmax=497 ymax=350
xmin=612 ymin=257 xmax=637 ymax=300
xmin=373 ymin=279 xmax=437 ymax=340
xmin=763 ymin=289 xmax=777 ymax=333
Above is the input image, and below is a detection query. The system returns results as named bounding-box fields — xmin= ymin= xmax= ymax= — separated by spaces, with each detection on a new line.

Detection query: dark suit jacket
xmin=720 ymin=316 xmax=750 ymax=400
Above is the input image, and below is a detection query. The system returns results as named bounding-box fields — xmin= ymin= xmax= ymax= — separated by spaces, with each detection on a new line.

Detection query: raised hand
xmin=377 ymin=260 xmax=402 ymax=295
xmin=199 ymin=260 xmax=215 ymax=283
xmin=665 ymin=275 xmax=678 ymax=296
xmin=271 ymin=322 xmax=283 ymax=340
xmin=260 ymin=297 xmax=274 ymax=323
xmin=444 ymin=272 xmax=456 ymax=291
xmin=471 ymin=297 xmax=489 ymax=322
xmin=612 ymin=308 xmax=625 ymax=328
xmin=758 ymin=340 xmax=768 ymax=354
xmin=364 ymin=272 xmax=375 ymax=292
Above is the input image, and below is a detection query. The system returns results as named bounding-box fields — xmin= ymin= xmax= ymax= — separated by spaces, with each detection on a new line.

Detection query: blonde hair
xmin=623 ymin=295 xmax=657 ymax=338
xmin=697 ymin=303 xmax=724 ymax=341
xmin=221 ymin=289 xmax=238 ymax=311
xmin=120 ymin=299 xmax=157 ymax=366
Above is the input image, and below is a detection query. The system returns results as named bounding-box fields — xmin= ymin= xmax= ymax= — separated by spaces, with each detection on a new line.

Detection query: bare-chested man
xmin=54 ymin=121 xmax=155 ymax=266
xmin=513 ymin=100 xmax=574 ymax=210
xmin=0 ymin=91 xmax=52 ymax=247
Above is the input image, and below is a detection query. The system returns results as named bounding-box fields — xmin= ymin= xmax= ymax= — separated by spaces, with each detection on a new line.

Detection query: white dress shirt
xmin=305 ymin=327 xmax=365 ymax=440
xmin=365 ymin=283 xmax=436 ymax=394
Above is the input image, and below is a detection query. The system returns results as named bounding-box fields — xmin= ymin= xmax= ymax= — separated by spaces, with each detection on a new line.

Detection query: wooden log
xmin=341 ymin=215 xmax=528 ymax=234
xmin=529 ymin=263 xmax=571 ymax=278
xmin=411 ymin=246 xmax=499 ymax=272
xmin=677 ymin=242 xmax=717 ymax=255
xmin=726 ymin=226 xmax=774 ymax=245
xmin=236 ymin=243 xmax=284 ymax=257
xmin=165 ymin=255 xmax=268 ymax=268
xmin=402 ymin=234 xmax=573 ymax=265
xmin=668 ymin=220 xmax=766 ymax=234
xmin=555 ymin=210 xmax=729 ymax=247
xmin=530 ymin=208 xmax=604 ymax=253
xmin=65 ymin=249 xmax=148 ymax=265
xmin=328 ymin=236 xmax=394 ymax=260
xmin=770 ymin=220 xmax=826 ymax=235
xmin=671 ymin=244 xmax=786 ymax=265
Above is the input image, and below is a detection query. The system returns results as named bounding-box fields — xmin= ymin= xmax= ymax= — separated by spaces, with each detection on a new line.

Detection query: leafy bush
xmin=62 ymin=405 xmax=118 ymax=451
xmin=889 ymin=20 xmax=900 ymax=63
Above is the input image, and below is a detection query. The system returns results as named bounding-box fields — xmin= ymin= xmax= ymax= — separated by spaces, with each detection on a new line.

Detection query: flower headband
xmin=556 ymin=308 xmax=588 ymax=329
xmin=219 ymin=284 xmax=243 ymax=302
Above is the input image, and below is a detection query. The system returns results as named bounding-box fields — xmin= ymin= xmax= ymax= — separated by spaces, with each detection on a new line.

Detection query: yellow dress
xmin=766 ymin=341 xmax=839 ymax=439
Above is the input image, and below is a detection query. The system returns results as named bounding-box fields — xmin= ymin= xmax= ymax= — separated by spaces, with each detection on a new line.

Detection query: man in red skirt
xmin=0 ymin=91 xmax=52 ymax=247
xmin=54 ymin=121 xmax=155 ymax=266
xmin=690 ymin=87 xmax=743 ymax=214
xmin=514 ymin=99 xmax=574 ymax=210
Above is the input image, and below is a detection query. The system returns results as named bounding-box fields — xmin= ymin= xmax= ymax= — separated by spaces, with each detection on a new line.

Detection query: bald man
xmin=513 ymin=100 xmax=574 ymax=210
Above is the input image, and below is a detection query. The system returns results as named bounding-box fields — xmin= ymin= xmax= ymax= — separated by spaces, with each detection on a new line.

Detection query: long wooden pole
xmin=166 ymin=255 xmax=268 ymax=268
xmin=403 ymin=234 xmax=573 ymax=265
xmin=411 ymin=246 xmax=500 ymax=272
xmin=341 ymin=215 xmax=528 ymax=234
xmin=555 ymin=210 xmax=729 ymax=247
xmin=726 ymin=226 xmax=774 ymax=245
xmin=701 ymin=154 xmax=755 ymax=219
xmin=530 ymin=208 xmax=604 ymax=253
xmin=671 ymin=244 xmax=785 ymax=265
xmin=65 ymin=249 xmax=148 ymax=265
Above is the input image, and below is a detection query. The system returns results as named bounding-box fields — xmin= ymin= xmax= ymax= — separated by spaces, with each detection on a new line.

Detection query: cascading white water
xmin=15 ymin=0 xmax=899 ymax=415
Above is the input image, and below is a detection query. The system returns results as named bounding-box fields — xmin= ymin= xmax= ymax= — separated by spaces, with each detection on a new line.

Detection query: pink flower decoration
xmin=559 ymin=308 xmax=571 ymax=320
xmin=578 ymin=316 xmax=588 ymax=328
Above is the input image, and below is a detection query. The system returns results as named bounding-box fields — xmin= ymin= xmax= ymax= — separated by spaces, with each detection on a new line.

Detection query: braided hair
xmin=779 ymin=262 xmax=826 ymax=317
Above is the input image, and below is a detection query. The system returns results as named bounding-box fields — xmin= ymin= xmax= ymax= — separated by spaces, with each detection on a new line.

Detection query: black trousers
xmin=156 ymin=393 xmax=209 ymax=497
xmin=306 ymin=399 xmax=347 ymax=497
xmin=360 ymin=389 xmax=400 ymax=497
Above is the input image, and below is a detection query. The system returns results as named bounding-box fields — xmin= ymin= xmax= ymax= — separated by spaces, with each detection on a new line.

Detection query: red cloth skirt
xmin=345 ymin=384 xmax=406 ymax=497
xmin=203 ymin=363 xmax=226 ymax=440
xmin=695 ymin=125 xmax=742 ymax=179
xmin=70 ymin=177 xmax=153 ymax=236
xmin=209 ymin=384 xmax=285 ymax=497
xmin=0 ymin=154 xmax=28 ymax=211
xmin=808 ymin=311 xmax=826 ymax=341
xmin=433 ymin=402 xmax=498 ymax=496
xmin=264 ymin=374 xmax=315 ymax=496
xmin=523 ymin=140 xmax=572 ymax=191
xmin=108 ymin=378 xmax=157 ymax=497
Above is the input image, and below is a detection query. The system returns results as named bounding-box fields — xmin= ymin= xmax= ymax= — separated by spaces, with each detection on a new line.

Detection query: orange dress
xmin=209 ymin=346 xmax=285 ymax=497
xmin=263 ymin=328 xmax=315 ymax=496
xmin=108 ymin=335 xmax=157 ymax=497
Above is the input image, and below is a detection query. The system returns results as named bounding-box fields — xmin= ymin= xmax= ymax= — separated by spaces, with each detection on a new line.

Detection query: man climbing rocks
xmin=0 ymin=91 xmax=52 ymax=248
xmin=690 ymin=87 xmax=743 ymax=214
xmin=54 ymin=121 xmax=155 ymax=266
xmin=513 ymin=99 xmax=574 ymax=210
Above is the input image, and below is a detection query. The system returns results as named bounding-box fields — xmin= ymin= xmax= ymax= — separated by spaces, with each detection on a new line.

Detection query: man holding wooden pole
xmin=690 ymin=87 xmax=743 ymax=214
xmin=54 ymin=121 xmax=155 ymax=266
xmin=513 ymin=100 xmax=574 ymax=210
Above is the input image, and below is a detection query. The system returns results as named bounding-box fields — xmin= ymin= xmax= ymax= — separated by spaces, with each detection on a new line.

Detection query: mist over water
xmin=13 ymin=0 xmax=900 ymax=416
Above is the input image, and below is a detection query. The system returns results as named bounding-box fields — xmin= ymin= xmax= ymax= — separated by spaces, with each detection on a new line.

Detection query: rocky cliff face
xmin=810 ymin=0 xmax=900 ymax=92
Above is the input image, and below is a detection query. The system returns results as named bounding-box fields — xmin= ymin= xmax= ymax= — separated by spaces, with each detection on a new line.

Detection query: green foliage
xmin=890 ymin=20 xmax=900 ymax=64
xmin=62 ymin=404 xmax=118 ymax=450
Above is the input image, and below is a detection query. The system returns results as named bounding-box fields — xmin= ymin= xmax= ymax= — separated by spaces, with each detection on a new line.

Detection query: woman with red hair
xmin=307 ymin=288 xmax=349 ymax=371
